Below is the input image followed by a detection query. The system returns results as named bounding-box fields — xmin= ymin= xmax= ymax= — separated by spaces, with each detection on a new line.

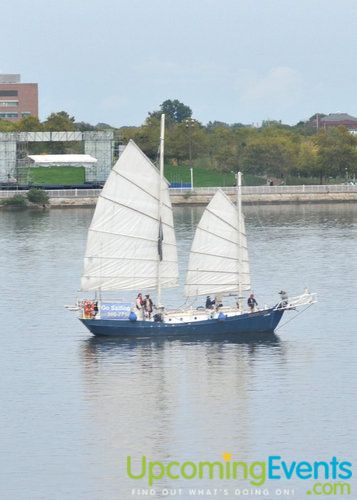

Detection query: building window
xmin=21 ymin=112 xmax=32 ymax=117
xmin=0 ymin=100 xmax=19 ymax=107
xmin=0 ymin=112 xmax=18 ymax=118
xmin=0 ymin=90 xmax=18 ymax=96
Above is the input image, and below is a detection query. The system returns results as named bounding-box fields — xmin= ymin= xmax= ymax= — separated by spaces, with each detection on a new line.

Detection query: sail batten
xmin=204 ymin=208 xmax=241 ymax=232
xmin=111 ymin=169 xmax=172 ymax=208
xmin=81 ymin=140 xmax=179 ymax=292
xmin=193 ymin=226 xmax=245 ymax=246
xmin=85 ymin=228 xmax=176 ymax=242
xmin=185 ymin=189 xmax=251 ymax=298
xmin=98 ymin=194 xmax=170 ymax=224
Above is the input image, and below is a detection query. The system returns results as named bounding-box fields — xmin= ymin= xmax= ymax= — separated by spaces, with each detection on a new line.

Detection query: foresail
xmin=185 ymin=189 xmax=250 ymax=297
xmin=81 ymin=140 xmax=179 ymax=292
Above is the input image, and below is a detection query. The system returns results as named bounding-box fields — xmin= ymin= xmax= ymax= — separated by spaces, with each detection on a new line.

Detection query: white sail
xmin=185 ymin=189 xmax=250 ymax=297
xmin=81 ymin=140 xmax=179 ymax=292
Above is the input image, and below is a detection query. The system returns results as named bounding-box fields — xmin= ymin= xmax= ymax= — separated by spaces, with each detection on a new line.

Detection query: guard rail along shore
xmin=0 ymin=184 xmax=357 ymax=207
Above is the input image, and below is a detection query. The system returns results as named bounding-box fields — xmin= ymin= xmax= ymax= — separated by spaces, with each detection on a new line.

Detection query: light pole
xmin=185 ymin=118 xmax=195 ymax=189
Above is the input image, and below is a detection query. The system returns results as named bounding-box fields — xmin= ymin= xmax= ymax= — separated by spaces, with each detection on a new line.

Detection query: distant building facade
xmin=0 ymin=74 xmax=38 ymax=121
xmin=317 ymin=113 xmax=357 ymax=131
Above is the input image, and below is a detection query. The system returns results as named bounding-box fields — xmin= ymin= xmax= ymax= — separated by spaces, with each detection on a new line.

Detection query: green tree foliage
xmin=238 ymin=127 xmax=299 ymax=178
xmin=130 ymin=114 xmax=162 ymax=159
xmin=149 ymin=99 xmax=192 ymax=124
xmin=74 ymin=121 xmax=95 ymax=131
xmin=16 ymin=116 xmax=43 ymax=132
xmin=27 ymin=188 xmax=49 ymax=205
xmin=0 ymin=119 xmax=17 ymax=132
xmin=44 ymin=111 xmax=76 ymax=131
xmin=1 ymin=101 xmax=356 ymax=183
xmin=1 ymin=195 xmax=27 ymax=207
xmin=315 ymin=127 xmax=357 ymax=181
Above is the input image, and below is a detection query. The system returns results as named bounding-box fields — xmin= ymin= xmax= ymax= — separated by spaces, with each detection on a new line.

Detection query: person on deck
xmin=279 ymin=290 xmax=288 ymax=307
xmin=247 ymin=293 xmax=258 ymax=312
xmin=205 ymin=296 xmax=215 ymax=309
xmin=143 ymin=294 xmax=154 ymax=319
xmin=214 ymin=294 xmax=223 ymax=310
xmin=136 ymin=293 xmax=144 ymax=313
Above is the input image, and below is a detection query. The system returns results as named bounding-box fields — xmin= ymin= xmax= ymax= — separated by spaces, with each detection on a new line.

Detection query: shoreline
xmin=1 ymin=187 xmax=357 ymax=210
xmin=45 ymin=191 xmax=357 ymax=208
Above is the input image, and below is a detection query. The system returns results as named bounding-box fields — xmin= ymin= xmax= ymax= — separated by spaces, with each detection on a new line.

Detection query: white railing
xmin=0 ymin=185 xmax=356 ymax=199
xmin=274 ymin=291 xmax=317 ymax=311
xmin=169 ymin=184 xmax=357 ymax=195
xmin=0 ymin=188 xmax=102 ymax=198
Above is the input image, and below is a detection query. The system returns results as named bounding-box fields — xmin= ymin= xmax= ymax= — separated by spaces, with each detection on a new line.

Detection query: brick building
xmin=317 ymin=113 xmax=357 ymax=131
xmin=0 ymin=74 xmax=38 ymax=121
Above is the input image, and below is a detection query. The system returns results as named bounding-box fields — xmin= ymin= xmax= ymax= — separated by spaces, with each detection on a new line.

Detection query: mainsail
xmin=185 ymin=189 xmax=250 ymax=297
xmin=81 ymin=140 xmax=179 ymax=292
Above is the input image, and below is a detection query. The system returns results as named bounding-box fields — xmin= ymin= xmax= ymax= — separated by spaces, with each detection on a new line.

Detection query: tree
xmin=0 ymin=119 xmax=17 ymax=132
xmin=95 ymin=122 xmax=113 ymax=130
xmin=27 ymin=188 xmax=49 ymax=205
xmin=1 ymin=195 xmax=27 ymax=207
xmin=131 ymin=115 xmax=162 ymax=159
xmin=44 ymin=111 xmax=76 ymax=131
xmin=206 ymin=121 xmax=230 ymax=130
xmin=149 ymin=99 xmax=192 ymax=124
xmin=295 ymin=141 xmax=319 ymax=178
xmin=16 ymin=116 xmax=43 ymax=132
xmin=315 ymin=127 xmax=357 ymax=181
xmin=74 ymin=121 xmax=95 ymax=131
xmin=166 ymin=120 xmax=207 ymax=161
xmin=239 ymin=128 xmax=299 ymax=178
xmin=206 ymin=126 xmax=239 ymax=171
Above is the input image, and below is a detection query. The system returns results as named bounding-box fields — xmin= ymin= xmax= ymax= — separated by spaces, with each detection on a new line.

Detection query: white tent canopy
xmin=27 ymin=154 xmax=97 ymax=167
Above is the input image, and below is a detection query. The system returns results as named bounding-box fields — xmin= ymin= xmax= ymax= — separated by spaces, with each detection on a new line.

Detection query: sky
xmin=2 ymin=0 xmax=357 ymax=127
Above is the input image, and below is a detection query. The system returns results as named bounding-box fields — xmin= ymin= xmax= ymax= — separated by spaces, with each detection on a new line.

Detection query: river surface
xmin=0 ymin=203 xmax=356 ymax=500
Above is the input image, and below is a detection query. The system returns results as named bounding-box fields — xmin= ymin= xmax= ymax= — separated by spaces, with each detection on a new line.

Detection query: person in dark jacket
xmin=247 ymin=293 xmax=258 ymax=312
xmin=143 ymin=294 xmax=154 ymax=319
xmin=205 ymin=296 xmax=215 ymax=309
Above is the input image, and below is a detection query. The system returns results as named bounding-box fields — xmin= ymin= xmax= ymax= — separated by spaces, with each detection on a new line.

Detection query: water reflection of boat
xmin=75 ymin=114 xmax=316 ymax=338
xmin=83 ymin=331 xmax=282 ymax=358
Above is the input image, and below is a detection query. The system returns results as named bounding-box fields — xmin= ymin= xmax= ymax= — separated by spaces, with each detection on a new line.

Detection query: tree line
xmin=1 ymin=101 xmax=357 ymax=182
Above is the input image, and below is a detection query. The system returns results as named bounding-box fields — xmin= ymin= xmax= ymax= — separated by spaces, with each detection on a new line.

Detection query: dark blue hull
xmin=80 ymin=308 xmax=284 ymax=338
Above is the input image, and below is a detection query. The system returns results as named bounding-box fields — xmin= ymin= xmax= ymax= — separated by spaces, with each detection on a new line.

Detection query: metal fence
xmin=170 ymin=184 xmax=357 ymax=195
xmin=0 ymin=189 xmax=102 ymax=198
xmin=0 ymin=185 xmax=356 ymax=199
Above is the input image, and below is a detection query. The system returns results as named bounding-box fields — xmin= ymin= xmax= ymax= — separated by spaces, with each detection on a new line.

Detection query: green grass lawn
xmin=28 ymin=166 xmax=85 ymax=185
xmin=164 ymin=164 xmax=266 ymax=187
xmin=26 ymin=165 xmax=324 ymax=188
xmin=165 ymin=164 xmax=236 ymax=187
xmin=25 ymin=164 xmax=263 ymax=187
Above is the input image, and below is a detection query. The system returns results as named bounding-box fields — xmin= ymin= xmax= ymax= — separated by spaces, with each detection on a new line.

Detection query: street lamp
xmin=185 ymin=118 xmax=195 ymax=189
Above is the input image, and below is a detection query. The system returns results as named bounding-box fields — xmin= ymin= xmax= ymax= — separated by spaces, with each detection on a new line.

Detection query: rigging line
xmin=204 ymin=206 xmax=245 ymax=234
xmin=195 ymin=225 xmax=248 ymax=248
xmin=127 ymin=139 xmax=166 ymax=181
xmin=275 ymin=304 xmax=313 ymax=331
xmin=170 ymin=297 xmax=192 ymax=310
xmin=188 ymin=250 xmax=240 ymax=262
xmin=88 ymin=227 xmax=176 ymax=244
xmin=96 ymin=195 xmax=175 ymax=227
xmin=186 ymin=270 xmax=239 ymax=275
xmin=111 ymin=169 xmax=172 ymax=208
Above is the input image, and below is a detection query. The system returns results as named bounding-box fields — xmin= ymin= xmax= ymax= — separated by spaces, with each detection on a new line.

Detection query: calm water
xmin=0 ymin=203 xmax=356 ymax=500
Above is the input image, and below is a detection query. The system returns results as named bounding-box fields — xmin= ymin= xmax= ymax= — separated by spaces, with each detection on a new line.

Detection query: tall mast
xmin=237 ymin=172 xmax=243 ymax=310
xmin=156 ymin=114 xmax=165 ymax=308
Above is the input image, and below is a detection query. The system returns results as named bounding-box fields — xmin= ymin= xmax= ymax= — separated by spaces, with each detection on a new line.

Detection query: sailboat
xmin=76 ymin=115 xmax=316 ymax=337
